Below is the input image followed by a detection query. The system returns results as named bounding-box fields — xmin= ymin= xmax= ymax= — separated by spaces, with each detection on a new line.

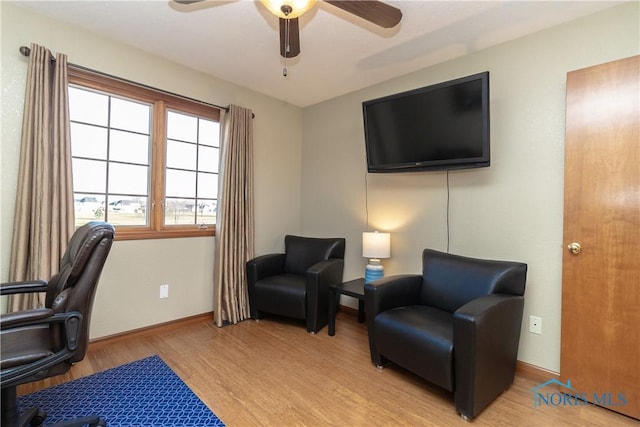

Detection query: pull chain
xmin=283 ymin=13 xmax=290 ymax=77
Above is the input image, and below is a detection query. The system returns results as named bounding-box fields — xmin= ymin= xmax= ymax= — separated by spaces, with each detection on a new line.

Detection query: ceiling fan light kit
xmin=259 ymin=0 xmax=318 ymax=19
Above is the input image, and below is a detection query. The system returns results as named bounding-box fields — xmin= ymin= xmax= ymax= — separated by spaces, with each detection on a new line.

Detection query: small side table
xmin=328 ymin=278 xmax=365 ymax=336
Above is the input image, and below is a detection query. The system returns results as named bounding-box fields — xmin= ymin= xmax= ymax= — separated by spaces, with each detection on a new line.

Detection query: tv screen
xmin=363 ymin=72 xmax=490 ymax=173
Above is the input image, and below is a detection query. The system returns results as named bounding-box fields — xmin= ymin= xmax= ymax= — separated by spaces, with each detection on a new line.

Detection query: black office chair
xmin=247 ymin=235 xmax=345 ymax=333
xmin=365 ymin=249 xmax=527 ymax=420
xmin=1 ymin=221 xmax=115 ymax=427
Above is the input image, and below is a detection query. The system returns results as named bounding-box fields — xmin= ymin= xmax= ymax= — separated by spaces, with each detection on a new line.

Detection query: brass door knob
xmin=568 ymin=242 xmax=582 ymax=255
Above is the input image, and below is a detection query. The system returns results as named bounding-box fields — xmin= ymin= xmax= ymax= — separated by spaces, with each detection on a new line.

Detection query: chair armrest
xmin=305 ymin=258 xmax=344 ymax=297
xmin=1 ymin=311 xmax=84 ymax=386
xmin=364 ymin=274 xmax=422 ymax=365
xmin=246 ymin=254 xmax=286 ymax=319
xmin=0 ymin=280 xmax=48 ymax=296
xmin=305 ymin=258 xmax=344 ymax=332
xmin=364 ymin=274 xmax=423 ymax=319
xmin=246 ymin=253 xmax=286 ymax=283
xmin=1 ymin=309 xmax=80 ymax=332
xmin=0 ymin=308 xmax=54 ymax=329
xmin=2 ymin=309 xmax=83 ymax=359
xmin=306 ymin=258 xmax=344 ymax=285
xmin=453 ymin=293 xmax=525 ymax=419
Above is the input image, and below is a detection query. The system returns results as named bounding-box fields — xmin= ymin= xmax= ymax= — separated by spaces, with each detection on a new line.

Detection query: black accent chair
xmin=247 ymin=235 xmax=345 ymax=333
xmin=1 ymin=221 xmax=115 ymax=427
xmin=365 ymin=249 xmax=527 ymax=420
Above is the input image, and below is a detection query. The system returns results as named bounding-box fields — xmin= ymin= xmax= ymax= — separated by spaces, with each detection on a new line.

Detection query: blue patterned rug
xmin=18 ymin=355 xmax=225 ymax=426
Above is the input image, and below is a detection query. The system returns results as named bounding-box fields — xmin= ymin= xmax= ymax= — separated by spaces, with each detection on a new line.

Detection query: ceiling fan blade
xmin=279 ymin=17 xmax=301 ymax=58
xmin=172 ymin=0 xmax=204 ymax=4
xmin=324 ymin=0 xmax=402 ymax=28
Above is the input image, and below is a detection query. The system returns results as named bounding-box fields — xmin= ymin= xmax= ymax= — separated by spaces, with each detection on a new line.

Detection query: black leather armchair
xmin=365 ymin=249 xmax=527 ymax=420
xmin=1 ymin=221 xmax=115 ymax=427
xmin=247 ymin=235 xmax=345 ymax=333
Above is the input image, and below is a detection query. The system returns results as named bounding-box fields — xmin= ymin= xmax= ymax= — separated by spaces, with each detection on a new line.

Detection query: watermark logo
xmin=532 ymin=379 xmax=627 ymax=409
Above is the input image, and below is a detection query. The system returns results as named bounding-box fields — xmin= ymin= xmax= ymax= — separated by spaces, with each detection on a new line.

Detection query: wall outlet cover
xmin=529 ymin=315 xmax=542 ymax=335
xmin=160 ymin=284 xmax=169 ymax=299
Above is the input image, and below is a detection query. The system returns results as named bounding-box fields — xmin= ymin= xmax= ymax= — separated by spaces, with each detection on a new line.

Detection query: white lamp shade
xmin=362 ymin=231 xmax=391 ymax=259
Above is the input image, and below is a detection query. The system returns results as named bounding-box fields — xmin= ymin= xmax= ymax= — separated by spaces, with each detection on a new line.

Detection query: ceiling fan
xmin=172 ymin=0 xmax=402 ymax=59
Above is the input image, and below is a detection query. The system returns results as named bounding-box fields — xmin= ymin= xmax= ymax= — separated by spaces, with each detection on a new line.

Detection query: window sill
xmin=113 ymin=227 xmax=216 ymax=241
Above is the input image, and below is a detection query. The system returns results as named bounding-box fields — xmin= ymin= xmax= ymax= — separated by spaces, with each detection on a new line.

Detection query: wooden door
xmin=561 ymin=55 xmax=639 ymax=419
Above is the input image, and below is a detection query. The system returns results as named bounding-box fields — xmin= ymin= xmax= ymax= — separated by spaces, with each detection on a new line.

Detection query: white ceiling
xmin=14 ymin=0 xmax=624 ymax=107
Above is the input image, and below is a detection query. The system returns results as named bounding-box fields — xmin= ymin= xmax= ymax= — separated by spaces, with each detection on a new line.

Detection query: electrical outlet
xmin=529 ymin=315 xmax=542 ymax=335
xmin=160 ymin=284 xmax=169 ymax=299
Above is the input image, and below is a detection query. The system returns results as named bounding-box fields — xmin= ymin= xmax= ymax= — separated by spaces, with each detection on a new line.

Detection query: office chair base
xmin=6 ymin=406 xmax=46 ymax=427
xmin=0 ymin=387 xmax=44 ymax=427
xmin=28 ymin=408 xmax=46 ymax=427
xmin=52 ymin=415 xmax=106 ymax=427
xmin=6 ymin=410 xmax=104 ymax=427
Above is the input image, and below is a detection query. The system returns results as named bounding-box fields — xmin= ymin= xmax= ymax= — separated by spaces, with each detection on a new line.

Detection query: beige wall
xmin=0 ymin=3 xmax=303 ymax=338
xmin=300 ymin=2 xmax=639 ymax=373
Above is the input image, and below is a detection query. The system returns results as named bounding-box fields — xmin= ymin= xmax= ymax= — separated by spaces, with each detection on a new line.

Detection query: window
xmin=68 ymin=68 xmax=220 ymax=240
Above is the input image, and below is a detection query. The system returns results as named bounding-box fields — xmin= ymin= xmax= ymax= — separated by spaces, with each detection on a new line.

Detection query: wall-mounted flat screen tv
xmin=363 ymin=71 xmax=490 ymax=173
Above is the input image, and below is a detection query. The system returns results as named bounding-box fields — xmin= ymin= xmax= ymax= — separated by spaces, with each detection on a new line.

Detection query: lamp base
xmin=365 ymin=259 xmax=384 ymax=284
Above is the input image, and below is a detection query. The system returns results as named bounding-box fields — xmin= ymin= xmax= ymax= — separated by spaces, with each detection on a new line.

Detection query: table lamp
xmin=362 ymin=231 xmax=390 ymax=283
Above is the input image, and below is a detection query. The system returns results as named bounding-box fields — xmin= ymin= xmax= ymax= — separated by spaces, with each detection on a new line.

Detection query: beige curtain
xmin=214 ymin=105 xmax=255 ymax=326
xmin=7 ymin=44 xmax=75 ymax=311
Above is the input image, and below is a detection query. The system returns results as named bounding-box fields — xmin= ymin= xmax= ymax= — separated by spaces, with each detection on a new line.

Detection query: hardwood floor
xmin=18 ymin=312 xmax=638 ymax=426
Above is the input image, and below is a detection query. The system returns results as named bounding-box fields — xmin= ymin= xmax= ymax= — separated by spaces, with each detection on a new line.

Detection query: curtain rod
xmin=19 ymin=45 xmax=255 ymax=118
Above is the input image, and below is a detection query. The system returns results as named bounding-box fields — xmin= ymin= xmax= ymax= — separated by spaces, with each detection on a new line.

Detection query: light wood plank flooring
xmin=18 ymin=312 xmax=638 ymax=426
